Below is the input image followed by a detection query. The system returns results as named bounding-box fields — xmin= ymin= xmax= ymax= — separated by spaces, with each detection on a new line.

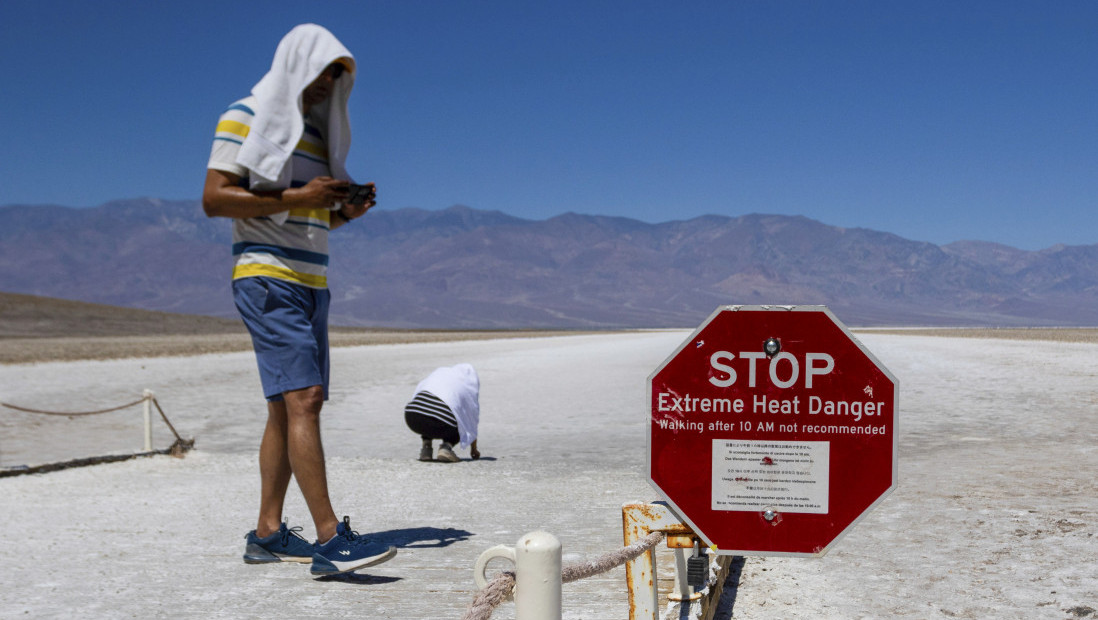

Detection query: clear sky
xmin=2 ymin=1 xmax=1096 ymax=250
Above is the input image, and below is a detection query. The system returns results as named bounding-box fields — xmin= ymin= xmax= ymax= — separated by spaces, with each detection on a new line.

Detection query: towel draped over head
xmin=237 ymin=24 xmax=355 ymax=223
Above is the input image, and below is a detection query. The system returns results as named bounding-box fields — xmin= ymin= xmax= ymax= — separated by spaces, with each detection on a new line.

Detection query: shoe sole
xmin=244 ymin=555 xmax=312 ymax=564
xmin=244 ymin=542 xmax=313 ymax=564
xmin=310 ymin=546 xmax=398 ymax=576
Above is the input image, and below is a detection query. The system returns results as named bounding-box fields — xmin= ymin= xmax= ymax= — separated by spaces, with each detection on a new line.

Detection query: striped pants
xmin=404 ymin=390 xmax=460 ymax=444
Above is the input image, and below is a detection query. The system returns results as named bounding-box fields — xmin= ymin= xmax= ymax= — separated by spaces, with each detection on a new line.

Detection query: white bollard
xmin=142 ymin=389 xmax=154 ymax=451
xmin=474 ymin=530 xmax=562 ymax=620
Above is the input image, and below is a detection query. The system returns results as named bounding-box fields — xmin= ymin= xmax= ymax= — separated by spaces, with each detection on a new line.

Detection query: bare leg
xmin=256 ymin=400 xmax=292 ymax=537
xmin=283 ymin=385 xmax=340 ymax=543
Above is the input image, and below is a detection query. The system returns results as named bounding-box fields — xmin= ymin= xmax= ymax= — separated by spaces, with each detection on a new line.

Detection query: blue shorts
xmin=232 ymin=277 xmax=330 ymax=402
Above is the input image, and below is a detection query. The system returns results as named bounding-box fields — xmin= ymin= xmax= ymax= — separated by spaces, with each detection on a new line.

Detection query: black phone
xmin=347 ymin=183 xmax=376 ymax=204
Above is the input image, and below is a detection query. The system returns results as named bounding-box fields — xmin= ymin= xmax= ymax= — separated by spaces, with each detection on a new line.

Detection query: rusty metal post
xmin=622 ymin=501 xmax=698 ymax=620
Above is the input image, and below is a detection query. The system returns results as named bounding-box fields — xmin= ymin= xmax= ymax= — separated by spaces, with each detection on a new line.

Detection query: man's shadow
xmin=314 ymin=526 xmax=475 ymax=584
xmin=371 ymin=526 xmax=474 ymax=548
xmin=316 ymin=572 xmax=402 ymax=584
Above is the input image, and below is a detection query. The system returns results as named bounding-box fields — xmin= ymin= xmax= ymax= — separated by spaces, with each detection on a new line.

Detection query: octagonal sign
xmin=647 ymin=305 xmax=898 ymax=556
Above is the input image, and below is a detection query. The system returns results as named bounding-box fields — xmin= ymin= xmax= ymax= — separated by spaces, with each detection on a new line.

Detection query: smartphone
xmin=346 ymin=183 xmax=376 ymax=204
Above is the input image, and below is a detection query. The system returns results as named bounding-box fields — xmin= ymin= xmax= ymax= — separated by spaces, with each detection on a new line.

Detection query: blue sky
xmin=2 ymin=1 xmax=1096 ymax=250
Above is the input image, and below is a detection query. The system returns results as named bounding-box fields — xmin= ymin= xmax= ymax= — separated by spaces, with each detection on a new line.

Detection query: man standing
xmin=202 ymin=23 xmax=394 ymax=576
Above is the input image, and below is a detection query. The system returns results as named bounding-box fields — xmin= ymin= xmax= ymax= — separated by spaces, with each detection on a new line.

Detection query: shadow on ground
xmin=315 ymin=573 xmax=403 ymax=585
xmin=711 ymin=556 xmax=746 ymax=620
xmin=370 ymin=526 xmax=474 ymax=548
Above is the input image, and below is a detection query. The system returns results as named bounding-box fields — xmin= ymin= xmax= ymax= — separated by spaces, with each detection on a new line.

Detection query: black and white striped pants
xmin=404 ymin=390 xmax=460 ymax=444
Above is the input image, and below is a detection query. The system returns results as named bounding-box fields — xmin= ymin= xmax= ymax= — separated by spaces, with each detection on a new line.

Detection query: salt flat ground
xmin=0 ymin=332 xmax=1095 ymax=619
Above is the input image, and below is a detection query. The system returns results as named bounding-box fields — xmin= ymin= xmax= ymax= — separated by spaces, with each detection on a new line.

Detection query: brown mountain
xmin=2 ymin=199 xmax=1096 ymax=328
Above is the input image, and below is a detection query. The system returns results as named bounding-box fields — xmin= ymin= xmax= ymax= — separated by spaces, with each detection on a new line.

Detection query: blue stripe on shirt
xmin=232 ymin=242 xmax=330 ymax=266
xmin=294 ymin=152 xmax=329 ymax=166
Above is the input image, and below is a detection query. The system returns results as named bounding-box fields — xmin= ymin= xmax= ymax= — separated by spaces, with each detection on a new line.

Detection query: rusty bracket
xmin=622 ymin=501 xmax=704 ymax=617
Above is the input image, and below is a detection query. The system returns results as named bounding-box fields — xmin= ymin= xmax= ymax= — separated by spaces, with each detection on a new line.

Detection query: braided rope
xmin=2 ymin=394 xmax=185 ymax=442
xmin=461 ymin=571 xmax=516 ymax=620
xmin=562 ymin=530 xmax=665 ymax=583
xmin=0 ymin=394 xmax=193 ymax=471
xmin=462 ymin=530 xmax=666 ymax=620
xmin=0 ymin=396 xmax=149 ymax=416
xmin=150 ymin=398 xmax=184 ymax=442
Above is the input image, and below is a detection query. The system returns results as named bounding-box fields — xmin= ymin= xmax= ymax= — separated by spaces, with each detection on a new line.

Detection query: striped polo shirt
xmin=207 ymin=96 xmax=332 ymax=289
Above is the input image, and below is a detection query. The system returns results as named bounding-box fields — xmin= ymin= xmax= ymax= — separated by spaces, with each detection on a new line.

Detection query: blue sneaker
xmin=311 ymin=516 xmax=397 ymax=576
xmin=243 ymin=522 xmax=314 ymax=564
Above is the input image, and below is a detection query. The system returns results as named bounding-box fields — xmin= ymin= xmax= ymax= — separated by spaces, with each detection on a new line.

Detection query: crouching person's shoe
xmin=419 ymin=439 xmax=433 ymax=461
xmin=243 ymin=522 xmax=314 ymax=564
xmin=311 ymin=516 xmax=397 ymax=576
xmin=436 ymin=442 xmax=460 ymax=462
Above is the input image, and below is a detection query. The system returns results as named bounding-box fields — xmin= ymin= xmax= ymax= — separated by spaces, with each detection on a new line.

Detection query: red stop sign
xmin=647 ymin=305 xmax=898 ymax=556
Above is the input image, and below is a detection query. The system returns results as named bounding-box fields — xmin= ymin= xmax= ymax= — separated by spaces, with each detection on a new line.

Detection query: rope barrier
xmin=0 ymin=396 xmax=149 ymax=417
xmin=150 ymin=397 xmax=185 ymax=444
xmin=0 ymin=392 xmax=193 ymax=475
xmin=462 ymin=570 xmax=516 ymax=620
xmin=461 ymin=530 xmax=666 ymax=620
xmin=562 ymin=530 xmax=666 ymax=584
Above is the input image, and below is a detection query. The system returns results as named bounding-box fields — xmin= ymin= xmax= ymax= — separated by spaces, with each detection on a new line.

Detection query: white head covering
xmin=236 ymin=24 xmax=355 ymax=222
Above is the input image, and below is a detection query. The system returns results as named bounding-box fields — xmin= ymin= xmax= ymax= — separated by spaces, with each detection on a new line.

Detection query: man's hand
xmin=336 ymin=182 xmax=377 ymax=222
xmin=290 ymin=176 xmax=351 ymax=209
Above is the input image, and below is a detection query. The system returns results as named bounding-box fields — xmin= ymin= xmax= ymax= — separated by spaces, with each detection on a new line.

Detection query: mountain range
xmin=2 ymin=198 xmax=1097 ymax=328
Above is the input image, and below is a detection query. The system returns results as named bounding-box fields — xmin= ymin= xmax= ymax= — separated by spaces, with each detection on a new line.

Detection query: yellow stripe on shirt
xmin=216 ymin=120 xmax=250 ymax=138
xmin=295 ymin=138 xmax=328 ymax=160
xmin=287 ymin=208 xmax=332 ymax=223
xmin=232 ymin=263 xmax=328 ymax=288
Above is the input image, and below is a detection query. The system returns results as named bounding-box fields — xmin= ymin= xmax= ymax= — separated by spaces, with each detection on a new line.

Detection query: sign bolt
xmin=763 ymin=337 xmax=781 ymax=357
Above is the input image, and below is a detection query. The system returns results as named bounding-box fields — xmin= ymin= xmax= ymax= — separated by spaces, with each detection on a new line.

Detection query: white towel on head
xmin=237 ymin=24 xmax=355 ymax=224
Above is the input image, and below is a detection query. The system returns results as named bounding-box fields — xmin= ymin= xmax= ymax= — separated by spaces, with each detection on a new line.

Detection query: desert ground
xmin=0 ymin=295 xmax=1095 ymax=618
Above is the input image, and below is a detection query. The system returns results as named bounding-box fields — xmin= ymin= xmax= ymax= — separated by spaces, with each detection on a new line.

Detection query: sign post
xmin=647 ymin=305 xmax=898 ymax=556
